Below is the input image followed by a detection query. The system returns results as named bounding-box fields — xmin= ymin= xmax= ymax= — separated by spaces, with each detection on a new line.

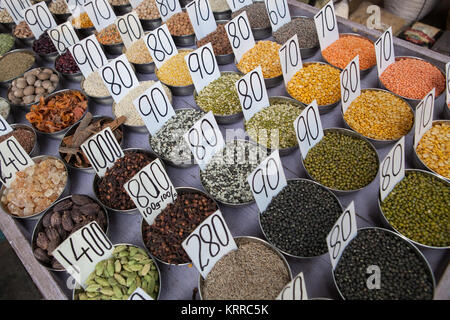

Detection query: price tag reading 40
xmin=294 ymin=100 xmax=324 ymax=159
xmin=182 ymin=210 xmax=237 ymax=278
xmin=0 ymin=115 xmax=13 ymax=136
xmin=69 ymin=34 xmax=108 ymax=78
xmin=185 ymin=43 xmax=221 ymax=93
xmin=0 ymin=136 xmax=34 ymax=188
xmin=225 ymin=11 xmax=255 ymax=63
xmin=129 ymin=287 xmax=153 ymax=300
xmin=124 ymin=158 xmax=177 ymax=225
xmin=327 ymin=201 xmax=357 ymax=270
xmin=248 ymin=150 xmax=287 ymax=213
xmin=3 ymin=0 xmax=31 ymax=24
xmin=52 ymin=221 xmax=114 ymax=288
xmin=236 ymin=66 xmax=270 ymax=121
xmin=375 ymin=27 xmax=395 ymax=77
xmin=115 ymin=12 xmax=144 ymax=49
xmin=80 ymin=127 xmax=124 ymax=177
xmin=225 ymin=0 xmax=252 ymax=12
xmin=340 ymin=55 xmax=361 ymax=113
xmin=414 ymin=88 xmax=435 ymax=149
xmin=145 ymin=24 xmax=178 ymax=69
xmin=379 ymin=136 xmax=405 ymax=201
xmin=155 ymin=0 xmax=181 ymax=22
xmin=279 ymin=34 xmax=302 ymax=86
xmin=23 ymin=2 xmax=57 ymax=38
xmin=99 ymin=55 xmax=139 ymax=103
xmin=83 ymin=0 xmax=117 ymax=32
xmin=314 ymin=0 xmax=339 ymax=51
xmin=276 ymin=272 xmax=308 ymax=300
xmin=265 ymin=0 xmax=291 ymax=32
xmin=186 ymin=0 xmax=217 ymax=40
xmin=48 ymin=21 xmax=80 ymax=54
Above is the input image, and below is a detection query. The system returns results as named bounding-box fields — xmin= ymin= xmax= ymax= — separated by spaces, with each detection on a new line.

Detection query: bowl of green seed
xmin=0 ymin=49 xmax=36 ymax=86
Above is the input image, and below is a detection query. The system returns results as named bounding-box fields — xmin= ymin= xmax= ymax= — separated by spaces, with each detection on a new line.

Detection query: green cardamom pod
xmin=100 ymin=288 xmax=115 ymax=296
xmin=126 ymin=275 xmax=136 ymax=287
xmin=108 ymin=277 xmax=118 ymax=286
xmin=94 ymin=276 xmax=110 ymax=287
xmin=78 ymin=293 xmax=88 ymax=300
xmin=118 ymin=250 xmax=129 ymax=258
xmin=114 ymin=259 xmax=122 ymax=273
xmin=95 ymin=261 xmax=105 ymax=276
xmin=85 ymin=284 xmax=102 ymax=292
xmin=113 ymin=245 xmax=127 ymax=254
xmin=129 ymin=264 xmax=143 ymax=272
xmin=123 ymin=264 xmax=133 ymax=272
xmin=113 ymin=285 xmax=123 ymax=298
xmin=107 ymin=259 xmax=115 ymax=277
xmin=120 ymin=257 xmax=128 ymax=264
xmin=129 ymin=246 xmax=138 ymax=257
xmin=86 ymin=291 xmax=100 ymax=298
xmin=114 ymin=273 xmax=127 ymax=286
xmin=127 ymin=283 xmax=137 ymax=295
xmin=141 ymin=264 xmax=151 ymax=276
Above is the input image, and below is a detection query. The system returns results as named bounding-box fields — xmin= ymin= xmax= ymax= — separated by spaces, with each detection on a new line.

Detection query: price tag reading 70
xmin=0 ymin=136 xmax=34 ymax=188
xmin=414 ymin=88 xmax=435 ymax=149
xmin=186 ymin=0 xmax=217 ymax=40
xmin=314 ymin=0 xmax=339 ymax=51
xmin=83 ymin=0 xmax=117 ymax=32
xmin=294 ymin=100 xmax=324 ymax=159
xmin=279 ymin=34 xmax=302 ymax=86
xmin=375 ymin=27 xmax=395 ymax=77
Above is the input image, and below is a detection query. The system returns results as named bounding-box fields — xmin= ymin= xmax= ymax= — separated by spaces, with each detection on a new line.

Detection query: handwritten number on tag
xmin=187 ymin=119 xmax=217 ymax=161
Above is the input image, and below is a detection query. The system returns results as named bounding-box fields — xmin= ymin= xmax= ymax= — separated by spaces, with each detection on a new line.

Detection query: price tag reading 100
xmin=145 ymin=24 xmax=178 ymax=69
xmin=0 ymin=136 xmax=34 ymax=188
xmin=379 ymin=136 xmax=405 ymax=201
xmin=3 ymin=0 xmax=31 ymax=24
xmin=48 ymin=21 xmax=80 ymax=54
xmin=69 ymin=34 xmax=108 ymax=78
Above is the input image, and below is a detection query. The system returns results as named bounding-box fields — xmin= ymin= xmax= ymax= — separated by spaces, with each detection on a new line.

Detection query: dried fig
xmin=45 ymin=227 xmax=60 ymax=242
xmin=47 ymin=239 xmax=61 ymax=255
xmin=51 ymin=211 xmax=62 ymax=227
xmin=53 ymin=199 xmax=73 ymax=212
xmin=33 ymin=248 xmax=50 ymax=263
xmin=62 ymin=211 xmax=74 ymax=232
xmin=36 ymin=232 xmax=50 ymax=250
xmin=42 ymin=212 xmax=52 ymax=228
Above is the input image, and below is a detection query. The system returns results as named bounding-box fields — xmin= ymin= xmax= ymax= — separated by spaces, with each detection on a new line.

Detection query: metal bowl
xmin=59 ymin=115 xmax=125 ymax=173
xmin=332 ymin=227 xmax=436 ymax=300
xmin=121 ymin=45 xmax=155 ymax=74
xmin=0 ymin=49 xmax=36 ymax=86
xmin=213 ymin=10 xmax=231 ymax=21
xmin=301 ymin=127 xmax=380 ymax=195
xmin=341 ymin=88 xmax=415 ymax=148
xmin=30 ymin=194 xmax=110 ymax=271
xmin=172 ymin=33 xmax=195 ymax=47
xmin=14 ymin=35 xmax=35 ymax=47
xmin=157 ymin=77 xmax=194 ymax=96
xmin=257 ymin=178 xmax=342 ymax=259
xmin=252 ymin=26 xmax=272 ymax=40
xmin=53 ymin=12 xmax=71 ymax=24
xmin=0 ymin=155 xmax=70 ymax=220
xmin=140 ymin=18 xmax=162 ymax=31
xmin=112 ymin=3 xmax=132 ymax=15
xmin=198 ymin=236 xmax=293 ymax=300
xmin=101 ymin=42 xmax=124 ymax=56
xmin=0 ymin=21 xmax=15 ymax=32
xmin=80 ymin=76 xmax=113 ymax=105
xmin=0 ymin=96 xmax=13 ymax=124
xmin=9 ymin=123 xmax=39 ymax=157
xmin=54 ymin=52 xmax=83 ymax=82
xmin=74 ymin=26 xmax=96 ymax=39
xmin=140 ymin=187 xmax=219 ymax=267
xmin=32 ymin=44 xmax=58 ymax=62
xmin=111 ymin=101 xmax=148 ymax=133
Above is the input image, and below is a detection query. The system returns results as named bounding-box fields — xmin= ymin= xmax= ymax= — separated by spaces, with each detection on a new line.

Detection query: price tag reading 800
xmin=0 ymin=115 xmax=13 ymax=137
xmin=375 ymin=26 xmax=395 ymax=77
xmin=185 ymin=43 xmax=221 ymax=93
xmin=83 ymin=0 xmax=117 ymax=32
xmin=80 ymin=127 xmax=124 ymax=177
xmin=186 ymin=0 xmax=217 ymax=41
xmin=279 ymin=34 xmax=302 ymax=86
xmin=3 ymin=0 xmax=31 ymax=24
xmin=313 ymin=0 xmax=339 ymax=51
xmin=0 ymin=136 xmax=34 ymax=188
xmin=225 ymin=0 xmax=252 ymax=12
xmin=294 ymin=100 xmax=324 ymax=159
xmin=48 ymin=21 xmax=80 ymax=54
xmin=182 ymin=210 xmax=237 ymax=278
xmin=99 ymin=54 xmax=139 ymax=103
xmin=52 ymin=221 xmax=114 ymax=288
xmin=115 ymin=12 xmax=144 ymax=49
xmin=248 ymin=150 xmax=287 ymax=213
xmin=265 ymin=0 xmax=291 ymax=32
xmin=379 ymin=136 xmax=405 ymax=201
xmin=69 ymin=34 xmax=107 ymax=78
xmin=124 ymin=158 xmax=177 ymax=225
xmin=236 ymin=67 xmax=270 ymax=121
xmin=276 ymin=272 xmax=308 ymax=300
xmin=155 ymin=0 xmax=181 ymax=22
xmin=340 ymin=55 xmax=361 ymax=113
xmin=225 ymin=11 xmax=255 ymax=63
xmin=23 ymin=2 xmax=57 ymax=38
xmin=414 ymin=88 xmax=435 ymax=149
xmin=129 ymin=288 xmax=153 ymax=300
xmin=145 ymin=24 xmax=178 ymax=69
xmin=183 ymin=111 xmax=225 ymax=171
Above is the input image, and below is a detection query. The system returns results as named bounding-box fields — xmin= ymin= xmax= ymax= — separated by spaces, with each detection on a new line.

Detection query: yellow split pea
xmin=237 ymin=41 xmax=282 ymax=79
xmin=156 ymin=49 xmax=193 ymax=86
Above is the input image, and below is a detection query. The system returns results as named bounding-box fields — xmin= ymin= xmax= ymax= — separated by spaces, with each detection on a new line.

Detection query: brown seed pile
xmin=0 ymin=127 xmax=35 ymax=154
xmin=13 ymin=21 xmax=33 ymax=39
xmin=135 ymin=0 xmax=160 ymax=20
xmin=196 ymin=24 xmax=232 ymax=56
xmin=165 ymin=12 xmax=194 ymax=36
xmin=231 ymin=2 xmax=270 ymax=29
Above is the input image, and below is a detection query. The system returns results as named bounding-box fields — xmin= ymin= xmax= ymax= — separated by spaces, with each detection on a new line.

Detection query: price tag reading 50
xmin=0 ymin=136 xmax=34 ymax=188
xmin=145 ymin=24 xmax=178 ymax=69
xmin=294 ymin=100 xmax=324 ymax=159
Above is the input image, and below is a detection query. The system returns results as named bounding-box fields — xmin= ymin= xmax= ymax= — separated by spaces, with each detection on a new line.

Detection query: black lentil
xmin=231 ymin=3 xmax=270 ymax=29
xmin=273 ymin=16 xmax=319 ymax=48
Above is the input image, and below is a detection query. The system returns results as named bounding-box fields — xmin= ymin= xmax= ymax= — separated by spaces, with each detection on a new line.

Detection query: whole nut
xmin=16 ymin=78 xmax=27 ymax=89
xmin=26 ymin=75 xmax=36 ymax=85
xmin=13 ymin=89 xmax=24 ymax=98
xmin=51 ymin=211 xmax=61 ymax=227
xmin=23 ymin=86 xmax=35 ymax=96
xmin=35 ymin=87 xmax=46 ymax=95
xmin=42 ymin=80 xmax=52 ymax=90
xmin=50 ymin=74 xmax=59 ymax=82
xmin=43 ymin=68 xmax=53 ymax=74
xmin=22 ymin=95 xmax=36 ymax=104
xmin=38 ymin=72 xmax=50 ymax=80
xmin=34 ymin=80 xmax=42 ymax=87
xmin=36 ymin=232 xmax=50 ymax=250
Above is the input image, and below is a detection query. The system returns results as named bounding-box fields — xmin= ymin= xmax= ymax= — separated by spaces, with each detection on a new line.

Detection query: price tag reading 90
xmin=83 ymin=0 xmax=116 ymax=32
xmin=276 ymin=272 xmax=308 ymax=300
xmin=313 ymin=0 xmax=339 ymax=51
xmin=3 ymin=0 xmax=31 ymax=24
xmin=69 ymin=34 xmax=107 ymax=78
xmin=155 ymin=0 xmax=181 ymax=22
xmin=0 ymin=115 xmax=13 ymax=137
xmin=225 ymin=0 xmax=252 ymax=12
xmin=186 ymin=0 xmax=217 ymax=40
xmin=294 ymin=100 xmax=324 ymax=159
xmin=279 ymin=34 xmax=302 ymax=86
xmin=48 ymin=21 xmax=80 ymax=54
xmin=225 ymin=11 xmax=255 ymax=63
xmin=115 ymin=12 xmax=144 ymax=49
xmin=379 ymin=136 xmax=405 ymax=201
xmin=414 ymin=88 xmax=435 ymax=149
xmin=236 ymin=67 xmax=270 ymax=121
xmin=0 ymin=136 xmax=34 ymax=188
xmin=374 ymin=26 xmax=395 ymax=77
xmin=182 ymin=210 xmax=237 ymax=278
xmin=23 ymin=2 xmax=57 ymax=38
xmin=265 ymin=0 xmax=291 ymax=32
xmin=185 ymin=43 xmax=221 ymax=93
xmin=145 ymin=24 xmax=178 ymax=69
xmin=340 ymin=55 xmax=361 ymax=113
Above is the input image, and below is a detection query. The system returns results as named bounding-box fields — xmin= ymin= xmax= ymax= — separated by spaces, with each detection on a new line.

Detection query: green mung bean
xmin=0 ymin=33 xmax=14 ymax=56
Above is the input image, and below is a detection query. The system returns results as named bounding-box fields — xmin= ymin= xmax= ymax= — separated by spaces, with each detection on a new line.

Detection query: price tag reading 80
xmin=155 ymin=0 xmax=181 ymax=22
xmin=379 ymin=136 xmax=405 ymax=201
xmin=23 ymin=2 xmax=57 ymax=38
xmin=0 ymin=136 xmax=34 ymax=188
xmin=313 ymin=0 xmax=339 ymax=51
xmin=129 ymin=287 xmax=154 ymax=300
xmin=279 ymin=34 xmax=302 ymax=86
xmin=264 ymin=0 xmax=291 ymax=32
xmin=80 ymin=127 xmax=124 ymax=177
xmin=225 ymin=0 xmax=252 ymax=12
xmin=48 ymin=21 xmax=80 ymax=54
xmin=340 ymin=55 xmax=361 ymax=113
xmin=294 ymin=100 xmax=324 ymax=159
xmin=225 ymin=11 xmax=255 ymax=63
xmin=3 ymin=0 xmax=31 ymax=24
xmin=185 ymin=43 xmax=221 ymax=93
xmin=145 ymin=24 xmax=178 ymax=69
xmin=414 ymin=88 xmax=435 ymax=149
xmin=52 ymin=221 xmax=114 ymax=288
xmin=327 ymin=201 xmax=357 ymax=270
xmin=115 ymin=12 xmax=144 ymax=49
xmin=276 ymin=272 xmax=308 ymax=300
xmin=83 ymin=0 xmax=117 ymax=32
xmin=182 ymin=210 xmax=237 ymax=278
xmin=375 ymin=26 xmax=395 ymax=77
xmin=99 ymin=54 xmax=139 ymax=103
xmin=0 ymin=115 xmax=13 ymax=137
xmin=186 ymin=0 xmax=217 ymax=41
xmin=69 ymin=34 xmax=108 ymax=78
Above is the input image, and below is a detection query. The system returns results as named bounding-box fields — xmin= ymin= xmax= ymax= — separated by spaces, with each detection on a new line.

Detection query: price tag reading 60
xmin=294 ymin=100 xmax=324 ymax=159
xmin=69 ymin=34 xmax=108 ymax=78
xmin=0 ymin=136 xmax=34 ymax=188
xmin=379 ymin=136 xmax=405 ymax=201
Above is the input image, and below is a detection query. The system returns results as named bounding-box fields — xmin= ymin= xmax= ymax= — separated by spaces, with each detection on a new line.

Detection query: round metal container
xmin=74 ymin=26 xmax=96 ymax=39
xmin=30 ymin=194 xmax=110 ymax=271
xmin=213 ymin=10 xmax=231 ymax=21
xmin=9 ymin=123 xmax=39 ymax=157
xmin=172 ymin=33 xmax=196 ymax=47
xmin=0 ymin=21 xmax=15 ymax=32
xmin=198 ymin=236 xmax=293 ymax=300
xmin=121 ymin=45 xmax=155 ymax=74
xmin=300 ymin=127 xmax=380 ymax=195
xmin=340 ymin=88 xmax=415 ymax=148
xmin=33 ymin=47 xmax=58 ymax=62
xmin=14 ymin=35 xmax=35 ymax=48
xmin=101 ymin=42 xmax=124 ymax=56
xmin=158 ymin=78 xmax=194 ymax=96
xmin=112 ymin=3 xmax=132 ymax=15
xmin=179 ymin=0 xmax=190 ymax=7
xmin=111 ymin=101 xmax=148 ymax=133
xmin=264 ymin=74 xmax=283 ymax=89
xmin=332 ymin=227 xmax=436 ymax=300
xmin=72 ymin=243 xmax=162 ymax=300
xmin=196 ymin=20 xmax=234 ymax=65
xmin=377 ymin=169 xmax=450 ymax=250
xmin=53 ymin=12 xmax=71 ymax=24
xmin=0 ymin=49 xmax=36 ymax=86
xmin=0 ymin=96 xmax=13 ymax=124
xmin=252 ymin=26 xmax=272 ymax=40
xmin=80 ymin=76 xmax=113 ymax=105
xmin=257 ymin=178 xmax=343 ymax=259
xmin=0 ymin=155 xmax=70 ymax=220
xmin=140 ymin=18 xmax=162 ymax=31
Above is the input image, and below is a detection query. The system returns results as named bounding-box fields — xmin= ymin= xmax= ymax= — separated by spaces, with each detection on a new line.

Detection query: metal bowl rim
xmin=0 ymin=49 xmax=36 ymax=84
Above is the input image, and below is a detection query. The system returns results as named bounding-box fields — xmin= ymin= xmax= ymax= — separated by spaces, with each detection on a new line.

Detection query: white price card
xmin=379 ymin=136 xmax=405 ymax=201
xmin=225 ymin=0 xmax=251 ymax=12
xmin=276 ymin=272 xmax=308 ymax=300
xmin=293 ymin=100 xmax=324 ymax=159
xmin=0 ymin=115 xmax=13 ymax=136
xmin=52 ymin=221 xmax=114 ymax=288
xmin=23 ymin=2 xmax=57 ymax=38
xmin=129 ymin=287 xmax=154 ymax=300
xmin=133 ymin=81 xmax=176 ymax=135
xmin=375 ymin=26 xmax=395 ymax=77
xmin=225 ymin=11 xmax=255 ymax=63
xmin=327 ymin=201 xmax=357 ymax=270
xmin=236 ymin=67 xmax=270 ymax=121
xmin=185 ymin=43 xmax=221 ymax=93
xmin=414 ymin=88 xmax=435 ymax=149
xmin=0 ymin=1 xmax=4 ymax=10
xmin=99 ymin=54 xmax=139 ymax=103
xmin=340 ymin=55 xmax=361 ymax=113
xmin=67 ymin=0 xmax=85 ymax=13
xmin=186 ymin=0 xmax=217 ymax=40
xmin=182 ymin=210 xmax=237 ymax=278
xmin=80 ymin=127 xmax=124 ymax=177
xmin=115 ymin=12 xmax=144 ymax=49
xmin=446 ymin=62 xmax=450 ymax=106
xmin=145 ymin=24 xmax=178 ymax=69
xmin=129 ymin=0 xmax=144 ymax=8
xmin=69 ymin=34 xmax=108 ymax=78
xmin=265 ymin=0 xmax=291 ymax=32
xmin=314 ymin=0 xmax=339 ymax=51
xmin=83 ymin=0 xmax=117 ymax=32
xmin=48 ymin=21 xmax=80 ymax=54
xmin=279 ymin=34 xmax=302 ymax=86
xmin=0 ymin=136 xmax=34 ymax=188
xmin=3 ymin=0 xmax=31 ymax=24
xmin=124 ymin=158 xmax=177 ymax=225
xmin=184 ymin=111 xmax=225 ymax=171
xmin=155 ymin=0 xmax=182 ymax=22
xmin=247 ymin=150 xmax=287 ymax=213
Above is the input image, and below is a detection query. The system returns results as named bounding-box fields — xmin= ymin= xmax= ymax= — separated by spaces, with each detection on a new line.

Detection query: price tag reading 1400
xmin=0 ymin=136 xmax=34 ymax=188
xmin=294 ymin=100 xmax=324 ymax=159
xmin=414 ymin=88 xmax=435 ymax=149
xmin=225 ymin=11 xmax=255 ymax=63
xmin=314 ymin=0 xmax=339 ymax=51
xmin=379 ymin=136 xmax=405 ymax=201
xmin=145 ymin=24 xmax=178 ymax=69
xmin=48 ymin=21 xmax=80 ymax=54
xmin=23 ymin=2 xmax=57 ymax=38
xmin=69 ymin=34 xmax=108 ymax=78
xmin=185 ymin=43 xmax=221 ymax=93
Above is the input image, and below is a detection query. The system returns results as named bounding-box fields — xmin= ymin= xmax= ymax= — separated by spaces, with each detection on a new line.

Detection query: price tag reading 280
xmin=0 ymin=136 xmax=34 ymax=188
xmin=265 ymin=0 xmax=291 ymax=32
xmin=124 ymin=158 xmax=177 ymax=225
xmin=279 ymin=34 xmax=302 ymax=86
xmin=186 ymin=0 xmax=217 ymax=40
xmin=145 ymin=24 xmax=178 ymax=69
xmin=83 ymin=0 xmax=117 ymax=32
xmin=48 ymin=21 xmax=80 ymax=54
xmin=414 ymin=88 xmax=435 ymax=149
xmin=294 ymin=100 xmax=324 ymax=159
xmin=375 ymin=27 xmax=395 ymax=77
xmin=185 ymin=43 xmax=221 ymax=93
xmin=155 ymin=0 xmax=181 ymax=22
xmin=23 ymin=2 xmax=57 ymax=38
xmin=340 ymin=55 xmax=361 ymax=113
xmin=69 ymin=34 xmax=108 ymax=78
xmin=379 ymin=136 xmax=405 ymax=201
xmin=236 ymin=67 xmax=270 ymax=121
xmin=182 ymin=210 xmax=237 ymax=278
xmin=0 ymin=115 xmax=13 ymax=137
xmin=225 ymin=11 xmax=255 ymax=63
xmin=313 ymin=0 xmax=339 ymax=51
xmin=115 ymin=12 xmax=144 ymax=49
xmin=80 ymin=127 xmax=124 ymax=177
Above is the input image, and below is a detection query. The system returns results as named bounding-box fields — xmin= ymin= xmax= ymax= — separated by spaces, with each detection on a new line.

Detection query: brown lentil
xmin=237 ymin=41 xmax=282 ymax=78
xmin=165 ymin=12 xmax=194 ymax=36
xmin=273 ymin=16 xmax=318 ymax=48
xmin=49 ymin=0 xmax=70 ymax=14
xmin=135 ymin=0 xmax=160 ymax=20
xmin=13 ymin=21 xmax=33 ymax=39
xmin=0 ymin=127 xmax=35 ymax=154
xmin=124 ymin=38 xmax=153 ymax=64
xmin=196 ymin=24 xmax=232 ymax=56
xmin=156 ymin=50 xmax=193 ymax=86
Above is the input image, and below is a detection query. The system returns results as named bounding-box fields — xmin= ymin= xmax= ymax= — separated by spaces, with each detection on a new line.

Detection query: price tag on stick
xmin=0 ymin=115 xmax=13 ymax=136
xmin=23 ymin=2 xmax=57 ymax=38
xmin=414 ymin=88 xmax=435 ymax=149
xmin=225 ymin=11 xmax=255 ymax=63
xmin=379 ymin=136 xmax=405 ymax=201
xmin=3 ymin=0 xmax=31 ymax=24
xmin=80 ymin=127 xmax=124 ymax=177
xmin=129 ymin=287 xmax=154 ymax=300
xmin=276 ymin=272 xmax=308 ymax=300
xmin=124 ymin=159 xmax=177 ymax=225
xmin=184 ymin=111 xmax=225 ymax=171
xmin=48 ymin=21 xmax=80 ymax=54
xmin=236 ymin=66 xmax=270 ymax=121
xmin=52 ymin=221 xmax=114 ymax=288
xmin=133 ymin=81 xmax=176 ymax=135
xmin=340 ymin=55 xmax=361 ymax=113
xmin=314 ymin=0 xmax=339 ymax=51
xmin=155 ymin=0 xmax=182 ymax=22
xmin=186 ymin=0 xmax=217 ymax=40
xmin=248 ymin=150 xmax=287 ymax=213
xmin=225 ymin=0 xmax=251 ymax=12
xmin=265 ymin=0 xmax=291 ymax=32
xmin=294 ymin=100 xmax=324 ymax=159
xmin=185 ymin=43 xmax=221 ymax=93
xmin=115 ymin=12 xmax=144 ymax=49
xmin=279 ymin=34 xmax=302 ymax=86
xmin=145 ymin=24 xmax=178 ymax=69
xmin=83 ymin=0 xmax=117 ymax=32
xmin=375 ymin=26 xmax=395 ymax=77
xmin=182 ymin=210 xmax=237 ymax=278
xmin=99 ymin=54 xmax=139 ymax=103
xmin=69 ymin=34 xmax=108 ymax=78
xmin=0 ymin=136 xmax=34 ymax=188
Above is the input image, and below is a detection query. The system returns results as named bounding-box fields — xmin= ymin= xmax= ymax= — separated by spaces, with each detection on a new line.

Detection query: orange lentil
xmin=96 ymin=24 xmax=122 ymax=45
xmin=380 ymin=57 xmax=445 ymax=100
xmin=72 ymin=12 xmax=94 ymax=29
xmin=322 ymin=34 xmax=376 ymax=70
xmin=237 ymin=41 xmax=282 ymax=79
